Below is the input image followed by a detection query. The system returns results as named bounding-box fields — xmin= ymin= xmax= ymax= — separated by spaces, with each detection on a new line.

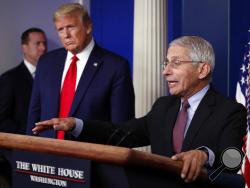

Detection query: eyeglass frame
xmin=161 ymin=58 xmax=202 ymax=69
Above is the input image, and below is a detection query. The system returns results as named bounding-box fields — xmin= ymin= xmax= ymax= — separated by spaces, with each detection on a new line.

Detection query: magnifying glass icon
xmin=209 ymin=147 xmax=243 ymax=181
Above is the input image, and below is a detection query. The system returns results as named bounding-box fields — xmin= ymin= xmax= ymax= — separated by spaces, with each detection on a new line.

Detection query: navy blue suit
xmin=26 ymin=44 xmax=135 ymax=138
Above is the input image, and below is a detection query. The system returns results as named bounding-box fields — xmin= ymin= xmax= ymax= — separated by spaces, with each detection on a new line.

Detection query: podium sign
xmin=12 ymin=150 xmax=90 ymax=188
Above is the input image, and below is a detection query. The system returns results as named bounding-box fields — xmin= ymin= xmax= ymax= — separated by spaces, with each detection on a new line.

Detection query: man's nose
xmin=63 ymin=28 xmax=70 ymax=38
xmin=162 ymin=63 xmax=172 ymax=75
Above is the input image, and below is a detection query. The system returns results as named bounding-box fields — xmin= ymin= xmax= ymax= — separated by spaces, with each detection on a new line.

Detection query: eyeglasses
xmin=162 ymin=59 xmax=202 ymax=69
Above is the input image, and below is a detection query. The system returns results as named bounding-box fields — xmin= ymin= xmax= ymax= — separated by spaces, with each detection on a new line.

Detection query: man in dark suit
xmin=0 ymin=27 xmax=47 ymax=187
xmin=26 ymin=3 xmax=135 ymax=138
xmin=32 ymin=36 xmax=246 ymax=184
xmin=0 ymin=27 xmax=47 ymax=134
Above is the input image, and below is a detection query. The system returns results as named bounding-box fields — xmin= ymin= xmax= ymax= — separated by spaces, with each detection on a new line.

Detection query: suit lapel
xmin=69 ymin=45 xmax=102 ymax=115
xmin=50 ymin=50 xmax=67 ymax=117
xmin=20 ymin=62 xmax=33 ymax=87
xmin=182 ymin=89 xmax=216 ymax=150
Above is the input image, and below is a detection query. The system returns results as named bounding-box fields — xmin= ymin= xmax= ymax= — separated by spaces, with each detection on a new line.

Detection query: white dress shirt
xmin=23 ymin=59 xmax=36 ymax=78
xmin=61 ymin=38 xmax=95 ymax=90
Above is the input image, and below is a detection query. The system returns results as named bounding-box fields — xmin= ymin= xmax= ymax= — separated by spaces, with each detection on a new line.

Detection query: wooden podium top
xmin=0 ymin=132 xmax=207 ymax=179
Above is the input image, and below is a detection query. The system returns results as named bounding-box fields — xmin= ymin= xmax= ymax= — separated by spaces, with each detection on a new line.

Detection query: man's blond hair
xmin=53 ymin=3 xmax=91 ymax=24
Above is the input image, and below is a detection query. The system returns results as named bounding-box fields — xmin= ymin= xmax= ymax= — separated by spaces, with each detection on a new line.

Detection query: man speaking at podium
xmin=32 ymin=36 xmax=246 ymax=183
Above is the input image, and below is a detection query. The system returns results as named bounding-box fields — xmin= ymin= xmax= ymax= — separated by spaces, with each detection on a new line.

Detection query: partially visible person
xmin=26 ymin=3 xmax=135 ymax=138
xmin=0 ymin=27 xmax=47 ymax=134
xmin=33 ymin=36 xmax=246 ymax=185
xmin=0 ymin=27 xmax=47 ymax=188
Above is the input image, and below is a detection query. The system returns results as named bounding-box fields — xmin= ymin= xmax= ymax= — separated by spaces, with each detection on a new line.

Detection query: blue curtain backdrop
xmin=90 ymin=0 xmax=134 ymax=74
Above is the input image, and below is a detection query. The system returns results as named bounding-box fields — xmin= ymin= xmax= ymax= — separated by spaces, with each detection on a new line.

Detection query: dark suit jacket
xmin=81 ymin=88 xmax=246 ymax=169
xmin=26 ymin=44 xmax=135 ymax=137
xmin=0 ymin=62 xmax=33 ymax=134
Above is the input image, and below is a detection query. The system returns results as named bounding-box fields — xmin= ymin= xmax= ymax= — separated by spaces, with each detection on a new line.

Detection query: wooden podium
xmin=0 ymin=133 xmax=220 ymax=188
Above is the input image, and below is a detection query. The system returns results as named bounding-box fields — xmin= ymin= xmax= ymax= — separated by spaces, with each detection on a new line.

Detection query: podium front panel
xmin=12 ymin=150 xmax=90 ymax=188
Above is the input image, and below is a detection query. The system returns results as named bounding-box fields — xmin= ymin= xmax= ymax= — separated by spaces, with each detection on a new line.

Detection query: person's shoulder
xmin=0 ymin=63 xmax=25 ymax=79
xmin=94 ymin=44 xmax=128 ymax=63
xmin=0 ymin=63 xmax=27 ymax=88
xmin=48 ymin=48 xmax=66 ymax=55
xmin=37 ymin=48 xmax=66 ymax=70
xmin=40 ymin=48 xmax=66 ymax=60
xmin=207 ymin=88 xmax=245 ymax=110
xmin=153 ymin=95 xmax=179 ymax=108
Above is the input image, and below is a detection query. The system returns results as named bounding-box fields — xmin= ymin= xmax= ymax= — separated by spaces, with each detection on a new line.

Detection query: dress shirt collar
xmin=23 ymin=59 xmax=36 ymax=78
xmin=184 ymin=85 xmax=210 ymax=112
xmin=66 ymin=38 xmax=95 ymax=62
xmin=62 ymin=38 xmax=95 ymax=90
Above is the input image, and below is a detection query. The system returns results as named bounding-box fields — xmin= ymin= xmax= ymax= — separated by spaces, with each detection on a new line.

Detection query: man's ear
xmin=86 ymin=22 xmax=92 ymax=35
xmin=198 ymin=62 xmax=211 ymax=79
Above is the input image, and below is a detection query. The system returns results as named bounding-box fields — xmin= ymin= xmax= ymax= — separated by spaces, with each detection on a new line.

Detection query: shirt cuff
xmin=71 ymin=118 xmax=83 ymax=138
xmin=197 ymin=146 xmax=215 ymax=167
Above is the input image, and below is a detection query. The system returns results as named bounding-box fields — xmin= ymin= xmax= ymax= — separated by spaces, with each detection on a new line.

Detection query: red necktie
xmin=57 ymin=55 xmax=78 ymax=139
xmin=172 ymin=100 xmax=190 ymax=153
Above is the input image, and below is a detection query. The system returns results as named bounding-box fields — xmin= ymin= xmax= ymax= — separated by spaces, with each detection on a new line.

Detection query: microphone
xmin=115 ymin=131 xmax=132 ymax=146
xmin=106 ymin=127 xmax=134 ymax=146
xmin=106 ymin=128 xmax=121 ymax=145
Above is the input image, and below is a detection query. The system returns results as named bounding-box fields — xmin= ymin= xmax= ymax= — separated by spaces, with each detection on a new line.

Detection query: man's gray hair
xmin=169 ymin=36 xmax=215 ymax=74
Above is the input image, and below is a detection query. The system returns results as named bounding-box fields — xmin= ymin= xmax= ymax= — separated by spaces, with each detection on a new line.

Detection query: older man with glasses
xmin=32 ymin=36 xmax=246 ymax=186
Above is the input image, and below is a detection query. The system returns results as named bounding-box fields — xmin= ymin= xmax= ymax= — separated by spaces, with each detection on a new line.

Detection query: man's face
xmin=55 ymin=14 xmax=92 ymax=53
xmin=163 ymin=45 xmax=206 ymax=99
xmin=22 ymin=32 xmax=47 ymax=65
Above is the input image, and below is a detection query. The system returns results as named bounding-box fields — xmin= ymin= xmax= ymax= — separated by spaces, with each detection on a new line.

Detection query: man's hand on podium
xmin=171 ymin=150 xmax=208 ymax=183
xmin=32 ymin=117 xmax=76 ymax=135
